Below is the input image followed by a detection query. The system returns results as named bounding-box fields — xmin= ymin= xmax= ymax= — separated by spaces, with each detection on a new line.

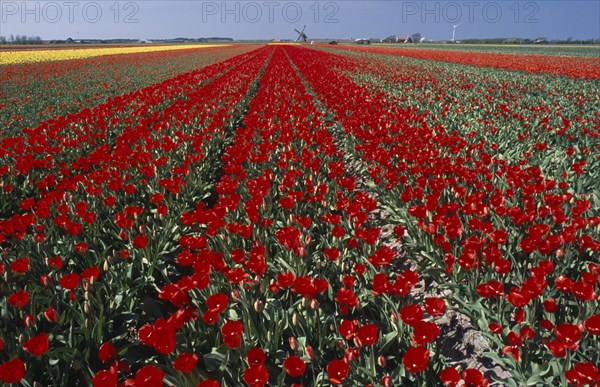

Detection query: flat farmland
xmin=0 ymin=44 xmax=599 ymax=386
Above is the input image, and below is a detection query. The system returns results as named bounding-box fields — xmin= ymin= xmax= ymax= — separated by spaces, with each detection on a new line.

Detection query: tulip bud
xmin=253 ymin=299 xmax=263 ymax=313
xmin=24 ymin=314 xmax=35 ymax=328
xmin=302 ymin=297 xmax=309 ymax=309
xmin=84 ymin=301 xmax=90 ymax=314
xmin=288 ymin=337 xmax=298 ymax=351
xmin=44 ymin=307 xmax=59 ymax=323
xmin=382 ymin=375 xmax=393 ymax=387
xmin=305 ymin=345 xmax=314 ymax=361
xmin=310 ymin=299 xmax=319 ymax=310
xmin=292 ymin=311 xmax=299 ymax=326
xmin=378 ymin=355 xmax=387 ymax=368
xmin=344 ymin=347 xmax=358 ymax=363
xmin=40 ymin=275 xmax=52 ymax=287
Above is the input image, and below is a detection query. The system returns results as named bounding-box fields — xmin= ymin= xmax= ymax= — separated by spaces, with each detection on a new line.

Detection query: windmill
xmin=294 ymin=25 xmax=308 ymax=42
xmin=451 ymin=23 xmax=461 ymax=42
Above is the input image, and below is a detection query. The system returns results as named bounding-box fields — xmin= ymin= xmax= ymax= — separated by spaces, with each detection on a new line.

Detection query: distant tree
xmin=9 ymin=34 xmax=14 ymax=43
xmin=411 ymin=33 xmax=422 ymax=43
xmin=0 ymin=36 xmax=6 ymax=44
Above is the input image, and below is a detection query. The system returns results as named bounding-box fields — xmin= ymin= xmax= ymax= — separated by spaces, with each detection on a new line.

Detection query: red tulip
xmin=98 ymin=342 xmax=117 ymax=363
xmin=439 ymin=367 xmax=460 ymax=386
xmin=221 ymin=320 xmax=244 ymax=349
xmin=243 ymin=364 xmax=269 ymax=387
xmin=326 ymin=359 xmax=348 ymax=385
xmin=356 ymin=323 xmax=379 ymax=346
xmin=7 ymin=290 xmax=29 ymax=308
xmin=0 ymin=358 xmax=26 ymax=383
xmin=135 ymin=365 xmax=163 ymax=387
xmin=23 ymin=332 xmax=49 ymax=356
xmin=283 ymin=355 xmax=306 ymax=377
xmin=402 ymin=345 xmax=429 ymax=373
xmin=174 ymin=352 xmax=199 ymax=373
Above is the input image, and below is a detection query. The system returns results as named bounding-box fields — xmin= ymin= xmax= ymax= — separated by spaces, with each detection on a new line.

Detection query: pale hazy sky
xmin=1 ymin=1 xmax=599 ymax=41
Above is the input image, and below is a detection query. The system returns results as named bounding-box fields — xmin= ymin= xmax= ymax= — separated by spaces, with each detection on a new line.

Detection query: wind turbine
xmin=452 ymin=23 xmax=461 ymax=42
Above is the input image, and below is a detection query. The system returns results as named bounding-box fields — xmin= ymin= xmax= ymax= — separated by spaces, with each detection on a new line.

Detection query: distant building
xmin=382 ymin=35 xmax=413 ymax=43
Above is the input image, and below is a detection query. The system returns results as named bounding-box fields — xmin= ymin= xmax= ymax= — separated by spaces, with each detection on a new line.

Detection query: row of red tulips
xmin=325 ymin=45 xmax=600 ymax=79
xmin=1 ymin=46 xmax=274 ymax=385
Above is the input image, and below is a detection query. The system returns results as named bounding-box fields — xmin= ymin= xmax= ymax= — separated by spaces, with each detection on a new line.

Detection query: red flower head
xmin=135 ymin=365 xmax=163 ymax=387
xmin=221 ymin=320 xmax=244 ymax=349
xmin=338 ymin=319 xmax=358 ymax=340
xmin=82 ymin=267 xmax=100 ymax=282
xmin=555 ymin=323 xmax=582 ymax=350
xmin=276 ymin=226 xmax=304 ymax=255
xmin=403 ymin=346 xmax=429 ymax=373
xmin=284 ymin=356 xmax=306 ymax=377
xmin=243 ymin=364 xmax=269 ymax=387
xmin=277 ymin=272 xmax=295 ymax=288
xmin=153 ymin=319 xmax=176 ymax=354
xmin=207 ymin=293 xmax=229 ymax=313
xmin=324 ymin=248 xmax=340 ymax=261
xmin=10 ymin=257 xmax=29 ymax=273
xmin=174 ymin=352 xmax=199 ymax=373
xmin=400 ymin=304 xmax=423 ymax=326
xmin=98 ymin=342 xmax=117 ymax=363
xmin=92 ymin=369 xmax=117 ymax=387
xmin=133 ymin=234 xmax=148 ymax=249
xmin=7 ymin=290 xmax=29 ymax=308
xmin=584 ymin=314 xmax=600 ymax=335
xmin=424 ymin=297 xmax=446 ymax=317
xmin=139 ymin=318 xmax=176 ymax=354
xmin=356 ymin=324 xmax=379 ymax=346
xmin=412 ymin=321 xmax=441 ymax=345
xmin=246 ymin=347 xmax=265 ymax=366
xmin=368 ymin=246 xmax=396 ymax=267
xmin=565 ymin=362 xmax=599 ymax=386
xmin=0 ymin=358 xmax=26 ymax=383
xmin=326 ymin=359 xmax=348 ymax=385
xmin=546 ymin=339 xmax=567 ymax=358
xmin=59 ymin=273 xmax=81 ymax=290
xmin=334 ymin=288 xmax=358 ymax=308
xmin=462 ymin=368 xmax=489 ymax=387
xmin=23 ymin=332 xmax=49 ymax=356
xmin=439 ymin=367 xmax=460 ymax=387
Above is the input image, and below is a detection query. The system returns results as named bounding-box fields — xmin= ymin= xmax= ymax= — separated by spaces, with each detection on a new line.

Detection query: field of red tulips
xmin=1 ymin=44 xmax=599 ymax=387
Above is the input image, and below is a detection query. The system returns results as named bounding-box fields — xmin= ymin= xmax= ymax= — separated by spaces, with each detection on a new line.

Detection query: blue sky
xmin=1 ymin=1 xmax=599 ymax=41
